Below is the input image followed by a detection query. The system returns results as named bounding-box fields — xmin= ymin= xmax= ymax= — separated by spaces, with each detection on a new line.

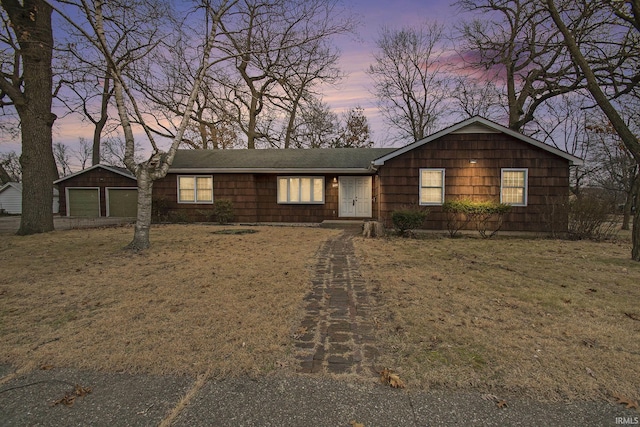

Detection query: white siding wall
xmin=0 ymin=186 xmax=22 ymax=214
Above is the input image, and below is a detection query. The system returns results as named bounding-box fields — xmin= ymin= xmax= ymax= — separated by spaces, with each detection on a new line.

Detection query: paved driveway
xmin=0 ymin=216 xmax=135 ymax=234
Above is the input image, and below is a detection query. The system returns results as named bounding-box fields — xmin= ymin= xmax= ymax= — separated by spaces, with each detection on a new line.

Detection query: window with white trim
xmin=178 ymin=176 xmax=213 ymax=203
xmin=277 ymin=177 xmax=324 ymax=204
xmin=501 ymin=169 xmax=527 ymax=206
xmin=419 ymin=168 xmax=445 ymax=205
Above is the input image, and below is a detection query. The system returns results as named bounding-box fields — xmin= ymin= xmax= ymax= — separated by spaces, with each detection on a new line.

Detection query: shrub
xmin=443 ymin=199 xmax=512 ymax=238
xmin=391 ymin=208 xmax=429 ymax=237
xmin=212 ymin=199 xmax=234 ymax=224
xmin=568 ymin=195 xmax=618 ymax=241
xmin=151 ymin=197 xmax=170 ymax=223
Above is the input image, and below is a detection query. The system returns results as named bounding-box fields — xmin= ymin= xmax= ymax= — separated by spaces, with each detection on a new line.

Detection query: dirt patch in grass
xmin=354 ymin=234 xmax=640 ymax=402
xmin=0 ymin=224 xmax=338 ymax=378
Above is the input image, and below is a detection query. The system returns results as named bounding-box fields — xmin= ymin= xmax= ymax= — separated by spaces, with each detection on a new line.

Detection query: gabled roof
xmin=373 ymin=116 xmax=584 ymax=166
xmin=0 ymin=182 xmax=22 ymax=193
xmin=169 ymin=148 xmax=397 ymax=174
xmin=53 ymin=164 xmax=136 ymax=184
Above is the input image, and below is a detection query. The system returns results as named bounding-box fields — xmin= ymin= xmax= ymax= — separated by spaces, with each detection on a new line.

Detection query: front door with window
xmin=339 ymin=176 xmax=372 ymax=217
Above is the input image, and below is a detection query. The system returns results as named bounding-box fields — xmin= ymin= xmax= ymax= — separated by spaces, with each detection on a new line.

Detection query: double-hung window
xmin=419 ymin=168 xmax=445 ymax=205
xmin=278 ymin=177 xmax=324 ymax=204
xmin=501 ymin=169 xmax=527 ymax=206
xmin=178 ymin=176 xmax=213 ymax=203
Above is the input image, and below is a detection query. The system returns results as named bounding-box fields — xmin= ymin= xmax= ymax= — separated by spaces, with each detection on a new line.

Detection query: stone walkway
xmin=295 ymin=231 xmax=379 ymax=375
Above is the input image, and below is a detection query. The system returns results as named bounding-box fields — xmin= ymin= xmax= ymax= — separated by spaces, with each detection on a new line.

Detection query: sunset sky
xmin=0 ymin=0 xmax=462 ymax=159
xmin=324 ymin=0 xmax=459 ymax=142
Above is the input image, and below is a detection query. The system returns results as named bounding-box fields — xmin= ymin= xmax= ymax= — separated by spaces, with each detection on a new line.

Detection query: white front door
xmin=339 ymin=176 xmax=372 ymax=217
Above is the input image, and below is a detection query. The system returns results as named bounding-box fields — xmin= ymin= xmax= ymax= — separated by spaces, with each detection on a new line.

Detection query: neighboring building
xmin=54 ymin=164 xmax=138 ymax=217
xmin=0 ymin=182 xmax=59 ymax=215
xmin=151 ymin=116 xmax=582 ymax=232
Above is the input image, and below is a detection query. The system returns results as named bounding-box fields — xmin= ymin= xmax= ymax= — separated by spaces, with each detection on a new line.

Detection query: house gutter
xmin=167 ymin=168 xmax=375 ymax=175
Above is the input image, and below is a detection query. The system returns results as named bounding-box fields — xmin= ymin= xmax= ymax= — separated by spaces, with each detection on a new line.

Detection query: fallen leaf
xmin=40 ymin=364 xmax=54 ymax=370
xmin=496 ymin=400 xmax=508 ymax=409
xmin=350 ymin=421 xmax=365 ymax=427
xmin=380 ymin=368 xmax=405 ymax=389
xmin=613 ymin=393 xmax=639 ymax=410
xmin=52 ymin=384 xmax=92 ymax=407
xmin=585 ymin=367 xmax=595 ymax=378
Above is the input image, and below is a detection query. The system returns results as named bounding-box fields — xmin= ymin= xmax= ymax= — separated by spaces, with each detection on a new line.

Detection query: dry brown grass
xmin=354 ymin=233 xmax=640 ymax=401
xmin=0 ymin=224 xmax=338 ymax=378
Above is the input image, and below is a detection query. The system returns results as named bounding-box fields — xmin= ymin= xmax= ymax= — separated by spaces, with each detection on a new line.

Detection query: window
xmin=501 ymin=169 xmax=527 ymax=206
xmin=178 ymin=176 xmax=213 ymax=203
xmin=419 ymin=168 xmax=445 ymax=205
xmin=278 ymin=177 xmax=324 ymax=204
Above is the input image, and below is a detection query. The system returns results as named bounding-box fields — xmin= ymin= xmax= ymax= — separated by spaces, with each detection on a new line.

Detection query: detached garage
xmin=55 ymin=165 xmax=137 ymax=217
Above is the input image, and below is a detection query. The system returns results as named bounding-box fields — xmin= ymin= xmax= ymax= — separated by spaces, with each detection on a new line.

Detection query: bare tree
xmin=450 ymin=75 xmax=504 ymax=120
xmin=367 ymin=22 xmax=449 ymax=143
xmin=289 ymin=97 xmax=338 ymax=148
xmin=216 ymin=0 xmax=353 ymax=148
xmin=0 ymin=151 xmax=21 ymax=183
xmin=57 ymin=0 xmax=169 ymax=165
xmin=545 ymin=0 xmax=640 ymax=259
xmin=332 ymin=106 xmax=373 ymax=148
xmin=74 ymin=137 xmax=92 ymax=169
xmin=62 ymin=0 xmax=238 ymax=250
xmin=456 ymin=0 xmax=584 ymax=132
xmin=53 ymin=142 xmax=73 ymax=177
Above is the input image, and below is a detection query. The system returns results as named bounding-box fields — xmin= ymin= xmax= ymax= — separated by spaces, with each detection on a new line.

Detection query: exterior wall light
xmin=469 ymin=159 xmax=477 ymax=164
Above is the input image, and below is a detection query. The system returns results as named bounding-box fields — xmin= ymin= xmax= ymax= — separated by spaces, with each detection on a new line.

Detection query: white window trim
xmin=277 ymin=176 xmax=325 ymax=204
xmin=177 ymin=175 xmax=214 ymax=204
xmin=419 ymin=168 xmax=445 ymax=206
xmin=500 ymin=168 xmax=528 ymax=206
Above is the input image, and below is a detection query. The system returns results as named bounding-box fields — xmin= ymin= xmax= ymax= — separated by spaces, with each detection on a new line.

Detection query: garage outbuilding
xmin=54 ymin=165 xmax=137 ymax=217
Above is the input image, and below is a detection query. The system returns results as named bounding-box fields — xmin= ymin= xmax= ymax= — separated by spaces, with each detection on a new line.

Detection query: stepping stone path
xmin=295 ymin=231 xmax=379 ymax=375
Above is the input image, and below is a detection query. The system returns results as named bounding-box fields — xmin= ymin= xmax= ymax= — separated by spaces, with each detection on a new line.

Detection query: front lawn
xmin=354 ymin=233 xmax=640 ymax=401
xmin=0 ymin=224 xmax=338 ymax=378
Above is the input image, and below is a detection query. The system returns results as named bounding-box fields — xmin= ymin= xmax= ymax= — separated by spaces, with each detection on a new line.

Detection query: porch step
xmin=320 ymin=220 xmax=365 ymax=230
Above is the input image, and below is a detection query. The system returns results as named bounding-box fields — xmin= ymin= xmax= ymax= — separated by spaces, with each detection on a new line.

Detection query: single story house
xmin=0 ymin=182 xmax=59 ymax=215
xmin=54 ymin=164 xmax=138 ymax=217
xmin=152 ymin=116 xmax=582 ymax=232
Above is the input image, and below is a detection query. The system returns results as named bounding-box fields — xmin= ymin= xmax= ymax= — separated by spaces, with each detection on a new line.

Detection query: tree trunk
xmin=11 ymin=0 xmax=57 ymax=235
xmin=127 ymin=168 xmax=154 ymax=251
xmin=621 ymin=173 xmax=638 ymax=230
xmin=633 ymin=189 xmax=640 ymax=261
xmin=92 ymin=74 xmax=111 ymax=166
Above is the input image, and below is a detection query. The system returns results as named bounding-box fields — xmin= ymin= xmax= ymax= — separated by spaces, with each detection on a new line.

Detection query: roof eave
xmin=53 ymin=164 xmax=136 ymax=184
xmin=168 ymin=167 xmax=375 ymax=174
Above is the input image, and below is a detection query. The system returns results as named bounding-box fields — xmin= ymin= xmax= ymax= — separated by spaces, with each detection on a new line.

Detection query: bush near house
xmin=212 ymin=199 xmax=234 ymax=224
xmin=391 ymin=207 xmax=429 ymax=237
xmin=568 ymin=194 xmax=618 ymax=241
xmin=443 ymin=199 xmax=512 ymax=238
